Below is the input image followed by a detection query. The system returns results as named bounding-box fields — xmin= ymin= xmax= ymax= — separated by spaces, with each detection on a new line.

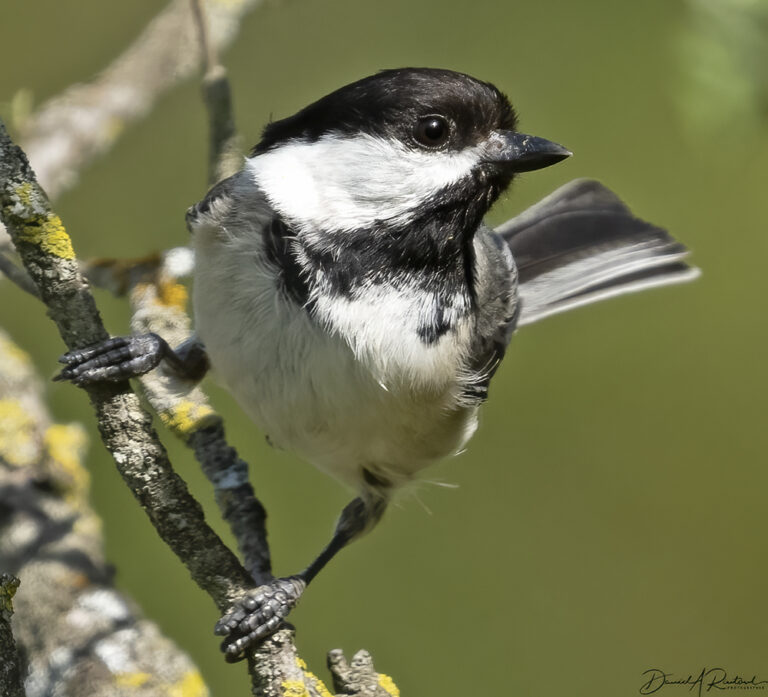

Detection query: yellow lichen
xmin=12 ymin=184 xmax=75 ymax=260
xmin=293 ymin=657 xmax=339 ymax=697
xmin=169 ymin=670 xmax=207 ymax=697
xmin=159 ymin=400 xmax=218 ymax=438
xmin=305 ymin=672 xmax=334 ymax=697
xmin=115 ymin=672 xmax=151 ymax=688
xmin=0 ymin=399 xmax=37 ymax=467
xmin=1 ymin=576 xmax=20 ymax=612
xmin=44 ymin=423 xmax=89 ymax=497
xmin=130 ymin=280 xmax=154 ymax=305
xmin=281 ymin=680 xmax=310 ymax=697
xmin=378 ymin=674 xmax=401 ymax=697
xmin=15 ymin=182 xmax=33 ymax=207
xmin=155 ymin=279 xmax=189 ymax=310
xmin=73 ymin=511 xmax=103 ymax=539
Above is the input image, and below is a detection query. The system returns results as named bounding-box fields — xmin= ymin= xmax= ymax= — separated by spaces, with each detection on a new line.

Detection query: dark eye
xmin=414 ymin=115 xmax=450 ymax=148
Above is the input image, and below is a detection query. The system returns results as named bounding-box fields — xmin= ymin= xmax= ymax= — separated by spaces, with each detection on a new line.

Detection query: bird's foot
xmin=55 ymin=334 xmax=167 ymax=385
xmin=215 ymin=576 xmax=306 ymax=661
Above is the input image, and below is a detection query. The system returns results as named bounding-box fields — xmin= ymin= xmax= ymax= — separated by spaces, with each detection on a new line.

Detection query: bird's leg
xmin=55 ymin=334 xmax=209 ymax=385
xmin=216 ymin=495 xmax=388 ymax=660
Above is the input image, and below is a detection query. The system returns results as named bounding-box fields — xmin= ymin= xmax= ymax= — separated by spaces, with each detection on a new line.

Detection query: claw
xmin=54 ymin=334 xmax=166 ymax=386
xmin=215 ymin=576 xmax=306 ymax=658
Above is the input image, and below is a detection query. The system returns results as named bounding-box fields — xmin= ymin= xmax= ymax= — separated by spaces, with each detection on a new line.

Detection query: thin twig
xmin=0 ymin=0 xmax=263 ymax=273
xmin=4 ymin=238 xmax=271 ymax=583
xmin=203 ymin=66 xmax=242 ymax=185
xmin=18 ymin=0 xmax=264 ymax=199
xmin=125 ymin=261 xmax=273 ymax=584
xmin=190 ymin=0 xmax=242 ymax=184
xmin=190 ymin=0 xmax=217 ymax=75
xmin=0 ymin=251 xmax=38 ymax=297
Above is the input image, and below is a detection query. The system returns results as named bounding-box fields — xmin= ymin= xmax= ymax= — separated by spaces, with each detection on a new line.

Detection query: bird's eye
xmin=414 ymin=116 xmax=450 ymax=148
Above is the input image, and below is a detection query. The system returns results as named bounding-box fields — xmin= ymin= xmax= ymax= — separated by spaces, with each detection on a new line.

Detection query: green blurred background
xmin=2 ymin=0 xmax=767 ymax=694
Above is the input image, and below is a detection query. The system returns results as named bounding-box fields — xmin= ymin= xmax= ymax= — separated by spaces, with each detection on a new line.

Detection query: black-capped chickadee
xmin=58 ymin=68 xmax=699 ymax=658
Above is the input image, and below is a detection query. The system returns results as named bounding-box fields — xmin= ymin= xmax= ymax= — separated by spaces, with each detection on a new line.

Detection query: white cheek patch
xmin=247 ymin=132 xmax=483 ymax=232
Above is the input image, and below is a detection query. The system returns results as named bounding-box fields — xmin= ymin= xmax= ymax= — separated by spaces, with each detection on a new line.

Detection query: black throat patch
xmin=263 ymin=217 xmax=312 ymax=306
xmin=266 ymin=175 xmax=505 ymax=345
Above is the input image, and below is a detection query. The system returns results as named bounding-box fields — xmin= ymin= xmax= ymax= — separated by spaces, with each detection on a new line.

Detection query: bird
xmin=56 ymin=67 xmax=699 ymax=658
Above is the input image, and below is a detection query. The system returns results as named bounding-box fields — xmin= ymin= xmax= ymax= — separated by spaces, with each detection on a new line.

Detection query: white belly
xmin=192 ymin=228 xmax=477 ymax=493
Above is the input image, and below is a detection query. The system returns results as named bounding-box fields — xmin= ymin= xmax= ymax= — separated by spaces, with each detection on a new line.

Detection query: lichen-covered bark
xmin=329 ymin=650 xmax=401 ymax=697
xmin=0 ymin=575 xmax=25 ymax=697
xmin=0 ymin=329 xmax=207 ymax=697
xmin=126 ymin=270 xmax=272 ymax=584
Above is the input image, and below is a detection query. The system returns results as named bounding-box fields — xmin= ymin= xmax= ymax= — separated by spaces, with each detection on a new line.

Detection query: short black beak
xmin=485 ymin=131 xmax=572 ymax=173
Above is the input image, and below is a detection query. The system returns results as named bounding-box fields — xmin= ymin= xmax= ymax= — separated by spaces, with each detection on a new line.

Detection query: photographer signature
xmin=640 ymin=668 xmax=768 ymax=695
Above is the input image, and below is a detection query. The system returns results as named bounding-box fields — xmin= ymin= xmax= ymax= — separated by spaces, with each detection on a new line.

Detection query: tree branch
xmin=123 ymin=257 xmax=272 ymax=585
xmin=0 ymin=575 xmax=25 ymax=697
xmin=0 ymin=250 xmax=38 ymax=297
xmin=190 ymin=0 xmax=243 ymax=184
xmin=0 ymin=117 xmax=252 ymax=609
xmin=0 ymin=0 xmax=252 ymax=291
xmin=0 ymin=328 xmax=208 ymax=697
xmin=111 ymin=0 xmax=269 ymax=584
xmin=17 ymin=0 xmax=265 ymax=199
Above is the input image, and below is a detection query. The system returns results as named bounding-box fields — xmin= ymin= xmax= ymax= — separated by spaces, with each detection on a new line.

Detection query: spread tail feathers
xmin=496 ymin=179 xmax=700 ymax=327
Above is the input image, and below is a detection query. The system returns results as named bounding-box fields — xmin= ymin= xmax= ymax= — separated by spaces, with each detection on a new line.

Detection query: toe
xmin=214 ymin=577 xmax=306 ymax=657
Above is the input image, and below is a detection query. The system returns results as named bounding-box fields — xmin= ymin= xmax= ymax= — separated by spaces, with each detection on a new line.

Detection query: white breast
xmin=192 ymin=221 xmax=478 ymax=493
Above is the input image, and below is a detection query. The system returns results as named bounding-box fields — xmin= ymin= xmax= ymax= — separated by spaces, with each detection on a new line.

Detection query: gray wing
xmin=186 ymin=170 xmax=273 ymax=231
xmin=461 ymin=225 xmax=520 ymax=404
xmin=496 ymin=179 xmax=699 ymax=326
xmin=186 ymin=172 xmax=309 ymax=304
